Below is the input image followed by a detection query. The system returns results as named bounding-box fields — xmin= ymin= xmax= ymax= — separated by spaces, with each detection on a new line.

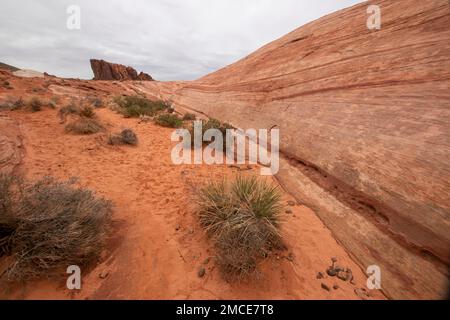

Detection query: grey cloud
xmin=0 ymin=0 xmax=363 ymax=80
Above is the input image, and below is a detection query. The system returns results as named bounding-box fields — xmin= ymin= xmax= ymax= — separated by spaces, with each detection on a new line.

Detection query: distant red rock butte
xmin=90 ymin=59 xmax=153 ymax=81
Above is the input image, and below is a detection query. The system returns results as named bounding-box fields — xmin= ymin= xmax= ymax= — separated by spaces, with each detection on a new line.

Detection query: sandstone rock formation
xmin=167 ymin=0 xmax=450 ymax=299
xmin=90 ymin=59 xmax=153 ymax=81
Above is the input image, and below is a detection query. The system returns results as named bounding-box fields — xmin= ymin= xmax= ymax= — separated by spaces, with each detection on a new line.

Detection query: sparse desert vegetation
xmin=85 ymin=95 xmax=103 ymax=108
xmin=114 ymin=95 xmax=169 ymax=118
xmin=198 ymin=175 xmax=283 ymax=280
xmin=182 ymin=113 xmax=196 ymax=121
xmin=48 ymin=96 xmax=60 ymax=109
xmin=3 ymin=80 xmax=13 ymax=90
xmin=108 ymin=128 xmax=138 ymax=146
xmin=28 ymin=96 xmax=43 ymax=112
xmin=59 ymin=101 xmax=80 ymax=117
xmin=155 ymin=113 xmax=183 ymax=128
xmin=0 ymin=174 xmax=112 ymax=282
xmin=79 ymin=105 xmax=96 ymax=118
xmin=65 ymin=117 xmax=104 ymax=134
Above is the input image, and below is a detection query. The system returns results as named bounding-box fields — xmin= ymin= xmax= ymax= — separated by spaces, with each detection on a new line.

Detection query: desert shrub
xmin=0 ymin=174 xmax=113 ymax=281
xmin=48 ymin=96 xmax=60 ymax=109
xmin=79 ymin=106 xmax=95 ymax=118
xmin=65 ymin=118 xmax=103 ymax=135
xmin=155 ymin=114 xmax=183 ymax=128
xmin=190 ymin=118 xmax=233 ymax=137
xmin=90 ymin=97 xmax=103 ymax=108
xmin=28 ymin=97 xmax=42 ymax=112
xmin=59 ymin=102 xmax=80 ymax=116
xmin=0 ymin=101 xmax=12 ymax=111
xmin=11 ymin=97 xmax=25 ymax=110
xmin=108 ymin=129 xmax=138 ymax=146
xmin=167 ymin=107 xmax=175 ymax=114
xmin=3 ymin=81 xmax=13 ymax=89
xmin=198 ymin=175 xmax=283 ymax=280
xmin=189 ymin=118 xmax=234 ymax=150
xmin=114 ymin=95 xmax=169 ymax=118
xmin=203 ymin=118 xmax=234 ymax=134
xmin=182 ymin=113 xmax=196 ymax=121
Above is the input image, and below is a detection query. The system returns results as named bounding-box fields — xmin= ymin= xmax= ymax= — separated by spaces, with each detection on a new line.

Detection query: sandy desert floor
xmin=0 ymin=74 xmax=385 ymax=300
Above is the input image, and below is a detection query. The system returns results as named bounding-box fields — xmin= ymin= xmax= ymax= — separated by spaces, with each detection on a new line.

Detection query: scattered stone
xmin=197 ymin=267 xmax=206 ymax=278
xmin=354 ymin=288 xmax=370 ymax=300
xmin=333 ymin=284 xmax=339 ymax=290
xmin=175 ymin=224 xmax=181 ymax=231
xmin=336 ymin=268 xmax=353 ymax=282
xmin=326 ymin=267 xmax=338 ymax=277
xmin=337 ymin=271 xmax=347 ymax=281
xmin=285 ymin=209 xmax=293 ymax=214
xmin=316 ymin=272 xmax=325 ymax=279
xmin=321 ymin=283 xmax=331 ymax=291
xmin=287 ymin=253 xmax=295 ymax=262
xmin=287 ymin=200 xmax=296 ymax=206
xmin=99 ymin=270 xmax=109 ymax=279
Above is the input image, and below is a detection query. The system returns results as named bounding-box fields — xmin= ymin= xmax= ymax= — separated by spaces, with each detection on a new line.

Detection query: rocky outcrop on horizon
xmin=90 ymin=59 xmax=153 ymax=81
xmin=0 ymin=62 xmax=19 ymax=72
xmin=168 ymin=0 xmax=450 ymax=299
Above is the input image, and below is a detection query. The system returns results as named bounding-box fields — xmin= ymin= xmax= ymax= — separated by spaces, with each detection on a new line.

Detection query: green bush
xmin=0 ymin=174 xmax=113 ymax=281
xmin=114 ymin=95 xmax=169 ymax=118
xmin=155 ymin=114 xmax=183 ymax=128
xmin=198 ymin=175 xmax=283 ymax=280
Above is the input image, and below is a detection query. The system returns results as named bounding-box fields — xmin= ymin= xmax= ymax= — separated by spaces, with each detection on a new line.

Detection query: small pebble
xmin=321 ymin=283 xmax=331 ymax=291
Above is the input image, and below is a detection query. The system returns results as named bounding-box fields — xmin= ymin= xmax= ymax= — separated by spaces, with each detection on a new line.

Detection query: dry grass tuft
xmin=28 ymin=97 xmax=42 ymax=112
xmin=108 ymin=129 xmax=138 ymax=146
xmin=198 ymin=175 xmax=283 ymax=280
xmin=79 ymin=106 xmax=95 ymax=118
xmin=0 ymin=174 xmax=113 ymax=282
xmin=65 ymin=117 xmax=103 ymax=135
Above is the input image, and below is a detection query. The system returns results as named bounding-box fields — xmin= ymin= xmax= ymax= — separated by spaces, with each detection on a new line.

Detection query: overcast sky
xmin=0 ymin=0 xmax=363 ymax=80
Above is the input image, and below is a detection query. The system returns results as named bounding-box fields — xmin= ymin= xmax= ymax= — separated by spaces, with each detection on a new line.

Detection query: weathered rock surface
xmin=166 ymin=0 xmax=450 ymax=299
xmin=90 ymin=59 xmax=153 ymax=81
